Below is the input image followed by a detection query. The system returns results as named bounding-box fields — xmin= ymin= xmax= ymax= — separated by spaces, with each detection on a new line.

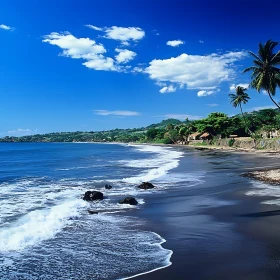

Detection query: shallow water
xmin=0 ymin=143 xmax=199 ymax=279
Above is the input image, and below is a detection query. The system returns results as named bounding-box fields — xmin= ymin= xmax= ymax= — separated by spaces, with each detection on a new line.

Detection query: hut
xmin=188 ymin=132 xmax=202 ymax=141
xmin=199 ymin=132 xmax=212 ymax=140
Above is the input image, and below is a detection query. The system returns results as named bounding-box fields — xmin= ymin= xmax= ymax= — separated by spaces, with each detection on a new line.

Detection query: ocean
xmin=0 ymin=143 xmax=203 ymax=279
xmin=3 ymin=143 xmax=280 ymax=279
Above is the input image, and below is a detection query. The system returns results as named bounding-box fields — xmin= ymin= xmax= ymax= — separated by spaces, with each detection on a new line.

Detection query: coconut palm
xmin=229 ymin=86 xmax=252 ymax=134
xmin=244 ymin=40 xmax=280 ymax=109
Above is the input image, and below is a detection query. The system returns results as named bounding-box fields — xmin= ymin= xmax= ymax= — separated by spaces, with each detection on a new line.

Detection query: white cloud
xmin=3 ymin=128 xmax=38 ymax=136
xmin=86 ymin=24 xmax=145 ymax=45
xmin=262 ymin=90 xmax=268 ymax=95
xmin=132 ymin=66 xmax=144 ymax=73
xmin=43 ymin=32 xmax=118 ymax=71
xmin=155 ymin=81 xmax=167 ymax=87
xmin=229 ymin=85 xmax=235 ymax=91
xmin=115 ymin=48 xmax=136 ymax=64
xmin=43 ymin=32 xmax=106 ymax=57
xmin=199 ymin=40 xmax=204 ymax=44
xmin=94 ymin=110 xmax=140 ymax=116
xmin=207 ymin=103 xmax=219 ymax=107
xmin=120 ymin=41 xmax=130 ymax=46
xmin=166 ymin=40 xmax=184 ymax=47
xmin=83 ymin=57 xmax=115 ymax=71
xmin=159 ymin=85 xmax=176 ymax=93
xmin=197 ymin=90 xmax=215 ymax=97
xmin=229 ymin=83 xmax=249 ymax=91
xmin=145 ymin=51 xmax=247 ymax=91
xmin=165 ymin=114 xmax=202 ymax=120
xmin=0 ymin=24 xmax=14 ymax=31
xmin=85 ymin=24 xmax=103 ymax=31
xmin=103 ymin=26 xmax=145 ymax=43
xmin=8 ymin=128 xmax=31 ymax=133
xmin=248 ymin=105 xmax=276 ymax=111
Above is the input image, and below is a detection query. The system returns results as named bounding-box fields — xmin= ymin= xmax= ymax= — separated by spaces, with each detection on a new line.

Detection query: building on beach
xmin=188 ymin=132 xmax=202 ymax=141
xmin=199 ymin=132 xmax=212 ymax=140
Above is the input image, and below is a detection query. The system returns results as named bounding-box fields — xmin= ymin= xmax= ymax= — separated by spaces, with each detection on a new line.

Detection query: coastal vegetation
xmin=1 ymin=108 xmax=280 ymax=144
xmin=229 ymin=86 xmax=252 ymax=135
xmin=244 ymin=39 xmax=280 ymax=109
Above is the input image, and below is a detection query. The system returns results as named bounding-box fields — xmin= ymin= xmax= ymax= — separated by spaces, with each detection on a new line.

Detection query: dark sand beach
xmin=132 ymin=147 xmax=280 ymax=280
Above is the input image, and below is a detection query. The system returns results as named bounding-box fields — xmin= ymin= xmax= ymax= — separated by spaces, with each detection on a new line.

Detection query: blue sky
xmin=1 ymin=0 xmax=280 ymax=136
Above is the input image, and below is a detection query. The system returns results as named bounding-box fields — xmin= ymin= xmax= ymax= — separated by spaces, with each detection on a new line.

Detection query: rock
xmin=136 ymin=182 xmax=156 ymax=190
xmin=83 ymin=191 xmax=103 ymax=201
xmin=105 ymin=184 xmax=113 ymax=190
xmin=88 ymin=210 xmax=98 ymax=214
xmin=195 ymin=147 xmax=208 ymax=151
xmin=119 ymin=197 xmax=138 ymax=205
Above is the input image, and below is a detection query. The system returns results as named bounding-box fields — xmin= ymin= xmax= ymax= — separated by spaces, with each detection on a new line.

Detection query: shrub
xmin=228 ymin=138 xmax=235 ymax=147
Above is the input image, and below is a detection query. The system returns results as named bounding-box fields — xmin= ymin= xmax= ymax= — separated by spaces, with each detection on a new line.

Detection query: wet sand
xmin=132 ymin=148 xmax=280 ymax=280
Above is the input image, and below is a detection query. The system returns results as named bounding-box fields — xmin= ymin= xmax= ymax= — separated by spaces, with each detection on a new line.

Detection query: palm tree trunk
xmin=268 ymin=90 xmax=280 ymax=109
xmin=240 ymin=104 xmax=253 ymax=135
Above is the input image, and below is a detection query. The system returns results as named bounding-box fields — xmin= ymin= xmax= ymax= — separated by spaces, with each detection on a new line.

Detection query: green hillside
xmin=1 ymin=109 xmax=279 ymax=144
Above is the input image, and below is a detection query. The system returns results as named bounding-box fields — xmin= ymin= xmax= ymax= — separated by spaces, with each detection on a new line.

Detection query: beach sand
xmin=243 ymin=169 xmax=280 ymax=184
xmin=131 ymin=147 xmax=280 ymax=280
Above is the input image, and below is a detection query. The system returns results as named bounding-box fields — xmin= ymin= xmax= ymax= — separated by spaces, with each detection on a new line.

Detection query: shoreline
xmin=243 ymin=169 xmax=280 ymax=185
xmin=131 ymin=144 xmax=280 ymax=279
xmin=122 ymin=233 xmax=173 ymax=280
xmin=178 ymin=144 xmax=280 ymax=185
xmin=112 ymin=142 xmax=280 ymax=190
xmin=4 ymin=140 xmax=280 ymax=156
xmin=171 ymin=143 xmax=280 ymax=155
xmin=125 ymin=141 xmax=280 ymax=156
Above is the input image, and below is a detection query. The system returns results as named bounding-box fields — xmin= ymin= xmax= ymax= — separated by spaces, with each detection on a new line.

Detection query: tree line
xmin=1 ymin=108 xmax=280 ymax=144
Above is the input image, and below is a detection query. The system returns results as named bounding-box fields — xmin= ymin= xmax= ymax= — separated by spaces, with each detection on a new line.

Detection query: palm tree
xmin=229 ymin=86 xmax=252 ymax=134
xmin=244 ymin=40 xmax=280 ymax=109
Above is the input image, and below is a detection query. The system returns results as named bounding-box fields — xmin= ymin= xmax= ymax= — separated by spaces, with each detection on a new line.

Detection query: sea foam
xmin=246 ymin=181 xmax=280 ymax=206
xmin=0 ymin=144 xmax=182 ymax=256
xmin=0 ymin=143 xmax=191 ymax=279
xmin=0 ymin=199 xmax=86 ymax=252
xmin=121 ymin=145 xmax=183 ymax=184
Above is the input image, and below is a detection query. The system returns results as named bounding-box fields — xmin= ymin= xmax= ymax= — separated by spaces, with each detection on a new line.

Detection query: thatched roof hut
xmin=188 ymin=132 xmax=202 ymax=140
xmin=200 ymin=132 xmax=212 ymax=140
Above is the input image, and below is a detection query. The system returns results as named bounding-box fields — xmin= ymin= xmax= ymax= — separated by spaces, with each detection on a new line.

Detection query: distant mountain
xmin=0 ymin=118 xmax=183 ymax=143
xmin=146 ymin=118 xmax=183 ymax=129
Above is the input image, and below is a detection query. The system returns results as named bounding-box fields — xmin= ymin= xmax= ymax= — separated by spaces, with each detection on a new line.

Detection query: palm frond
xmin=243 ymin=66 xmax=257 ymax=73
xmin=252 ymin=60 xmax=263 ymax=67
xmin=248 ymin=51 xmax=262 ymax=62
xmin=245 ymin=40 xmax=280 ymax=99
xmin=258 ymin=42 xmax=266 ymax=61
xmin=271 ymin=50 xmax=280 ymax=65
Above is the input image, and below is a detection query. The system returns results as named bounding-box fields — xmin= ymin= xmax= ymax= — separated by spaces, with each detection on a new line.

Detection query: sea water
xmin=0 ymin=143 xmax=202 ymax=279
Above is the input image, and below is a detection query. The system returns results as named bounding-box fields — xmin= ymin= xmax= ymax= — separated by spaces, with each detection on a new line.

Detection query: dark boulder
xmin=83 ymin=191 xmax=103 ymax=201
xmin=105 ymin=184 xmax=113 ymax=190
xmin=136 ymin=182 xmax=156 ymax=190
xmin=195 ymin=147 xmax=208 ymax=151
xmin=119 ymin=197 xmax=138 ymax=205
xmin=88 ymin=210 xmax=99 ymax=215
